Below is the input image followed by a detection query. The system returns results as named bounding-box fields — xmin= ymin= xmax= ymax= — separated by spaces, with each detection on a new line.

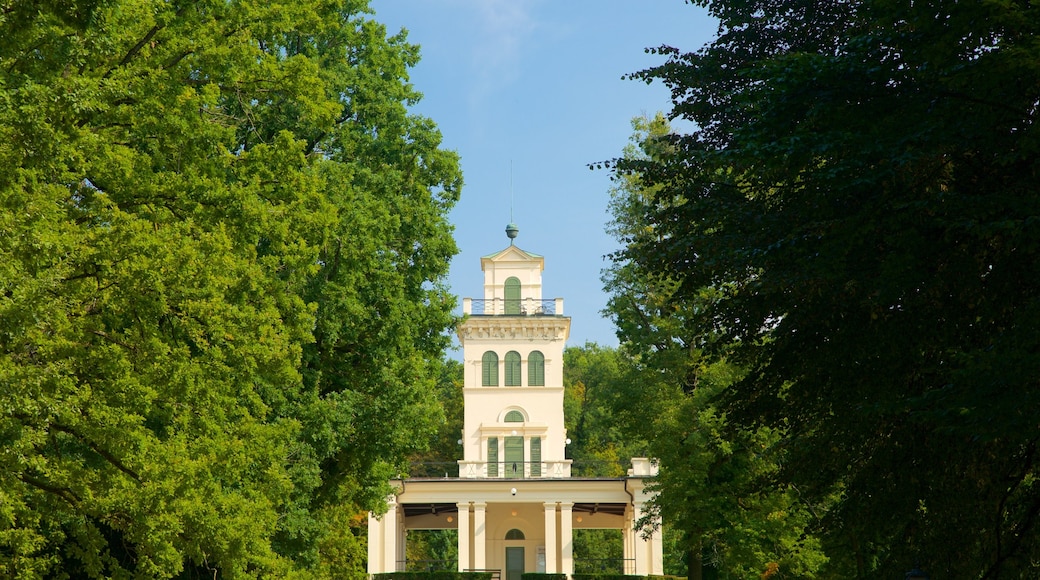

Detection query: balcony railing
xmin=463 ymin=298 xmax=563 ymax=316
xmin=404 ymin=460 xmax=574 ymax=479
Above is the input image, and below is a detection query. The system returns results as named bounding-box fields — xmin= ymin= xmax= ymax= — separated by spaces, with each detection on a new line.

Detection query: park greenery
xmin=5 ymin=0 xmax=1040 ymax=578
xmin=604 ymin=0 xmax=1040 ymax=578
xmin=0 ymin=0 xmax=459 ymax=577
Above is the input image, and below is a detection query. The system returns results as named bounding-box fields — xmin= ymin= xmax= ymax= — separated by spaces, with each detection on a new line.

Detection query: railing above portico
xmin=458 ymin=459 xmax=572 ymax=479
xmin=403 ymin=460 xmax=574 ymax=479
xmin=462 ymin=298 xmax=563 ymax=316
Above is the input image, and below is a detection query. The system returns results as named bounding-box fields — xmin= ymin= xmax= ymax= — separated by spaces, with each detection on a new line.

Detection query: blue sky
xmin=369 ymin=1 xmax=718 ymax=351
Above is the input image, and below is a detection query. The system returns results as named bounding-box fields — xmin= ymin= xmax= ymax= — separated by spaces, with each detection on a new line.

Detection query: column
xmin=397 ymin=512 xmax=407 ymax=571
xmin=385 ymin=498 xmax=399 ymax=572
xmin=650 ymin=517 xmax=664 ymax=575
xmin=367 ymin=511 xmax=382 ymax=574
xmin=621 ymin=507 xmax=634 ymax=575
xmin=633 ymin=502 xmax=650 ymax=575
xmin=543 ymin=502 xmax=558 ymax=573
xmin=457 ymin=502 xmax=471 ymax=571
xmin=560 ymin=502 xmax=574 ymax=576
xmin=473 ymin=502 xmax=487 ymax=570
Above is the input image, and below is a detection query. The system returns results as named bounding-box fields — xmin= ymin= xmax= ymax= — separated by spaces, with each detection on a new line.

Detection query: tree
xmin=615 ymin=1 xmax=1040 ymax=577
xmin=406 ymin=358 xmax=465 ymax=478
xmin=563 ymin=343 xmax=646 ymax=477
xmin=0 ymin=1 xmax=460 ymax=577
xmin=604 ymin=115 xmax=826 ymax=580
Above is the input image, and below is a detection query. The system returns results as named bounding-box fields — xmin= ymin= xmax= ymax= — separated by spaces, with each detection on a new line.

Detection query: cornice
xmin=458 ymin=316 xmax=571 ymax=342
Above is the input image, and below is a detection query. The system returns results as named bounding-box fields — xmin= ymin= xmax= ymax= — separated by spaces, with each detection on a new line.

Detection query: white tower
xmin=457 ymin=231 xmax=572 ymax=480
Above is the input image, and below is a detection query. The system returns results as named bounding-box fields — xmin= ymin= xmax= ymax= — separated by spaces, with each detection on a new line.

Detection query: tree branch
xmin=51 ymin=422 xmax=142 ymax=483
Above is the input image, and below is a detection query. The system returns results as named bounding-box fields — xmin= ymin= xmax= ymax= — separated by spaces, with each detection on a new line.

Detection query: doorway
xmin=504 ymin=436 xmax=524 ymax=478
xmin=505 ymin=547 xmax=525 ymax=580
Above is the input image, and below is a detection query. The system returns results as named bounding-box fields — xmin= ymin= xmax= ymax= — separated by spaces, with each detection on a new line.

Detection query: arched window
xmin=504 ymin=277 xmax=521 ymax=314
xmin=528 ymin=351 xmax=545 ymax=386
xmin=505 ymin=529 xmax=525 ymax=540
xmin=482 ymin=351 xmax=499 ymax=386
xmin=505 ymin=351 xmax=521 ymax=386
xmin=504 ymin=410 xmax=524 ymax=423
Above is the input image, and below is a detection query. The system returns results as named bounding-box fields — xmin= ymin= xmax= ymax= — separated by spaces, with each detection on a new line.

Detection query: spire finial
xmin=505 ymin=161 xmax=518 ymax=244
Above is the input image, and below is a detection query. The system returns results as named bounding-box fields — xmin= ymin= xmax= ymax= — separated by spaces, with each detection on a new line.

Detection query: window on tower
xmin=528 ymin=351 xmax=545 ymax=386
xmin=505 ymin=351 xmax=521 ymax=386
xmin=482 ymin=351 xmax=499 ymax=386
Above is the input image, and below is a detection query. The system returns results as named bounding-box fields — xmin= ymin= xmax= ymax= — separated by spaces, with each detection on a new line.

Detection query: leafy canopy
xmin=0 ymin=0 xmax=460 ymax=577
xmin=614 ymin=0 xmax=1040 ymax=577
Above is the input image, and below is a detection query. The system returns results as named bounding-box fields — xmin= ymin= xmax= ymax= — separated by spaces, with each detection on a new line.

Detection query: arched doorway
xmin=504 ymin=528 xmax=525 ymax=580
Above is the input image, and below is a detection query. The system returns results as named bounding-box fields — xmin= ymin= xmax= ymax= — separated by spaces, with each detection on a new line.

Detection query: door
xmin=506 ymin=547 xmax=525 ymax=580
xmin=505 ymin=436 xmax=524 ymax=478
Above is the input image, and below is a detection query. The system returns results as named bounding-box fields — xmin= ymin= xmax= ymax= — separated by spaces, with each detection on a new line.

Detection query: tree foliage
xmin=605 ymin=115 xmax=826 ymax=579
xmin=0 ymin=0 xmax=460 ymax=577
xmin=563 ymin=343 xmax=646 ymax=477
xmin=614 ymin=1 xmax=1040 ymax=577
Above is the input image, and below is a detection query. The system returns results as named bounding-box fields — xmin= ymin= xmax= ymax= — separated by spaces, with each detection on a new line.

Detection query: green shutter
xmin=528 ymin=351 xmax=544 ymax=386
xmin=504 ymin=277 xmax=521 ymax=314
xmin=530 ymin=437 xmax=541 ymax=477
xmin=482 ymin=351 xmax=498 ymax=386
xmin=488 ymin=437 xmax=498 ymax=477
xmin=504 ymin=410 xmax=524 ymax=423
xmin=505 ymin=436 xmax=524 ymax=478
xmin=505 ymin=351 xmax=521 ymax=386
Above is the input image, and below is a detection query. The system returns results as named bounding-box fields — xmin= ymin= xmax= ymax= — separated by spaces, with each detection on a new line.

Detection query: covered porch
xmin=367 ymin=475 xmax=662 ymax=579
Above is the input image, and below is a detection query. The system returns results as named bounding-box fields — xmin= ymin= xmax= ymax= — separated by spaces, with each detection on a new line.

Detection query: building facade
xmin=368 ymin=232 xmax=662 ymax=579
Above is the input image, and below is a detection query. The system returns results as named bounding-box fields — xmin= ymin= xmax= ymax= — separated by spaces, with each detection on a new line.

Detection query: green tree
xmin=616 ymin=1 xmax=1040 ymax=577
xmin=0 ymin=1 xmax=460 ymax=577
xmin=407 ymin=358 xmax=465 ymax=477
xmin=563 ymin=343 xmax=646 ymax=477
xmin=604 ymin=115 xmax=827 ymax=579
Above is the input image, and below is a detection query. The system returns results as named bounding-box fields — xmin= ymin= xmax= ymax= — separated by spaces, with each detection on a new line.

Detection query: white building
xmin=368 ymin=228 xmax=663 ymax=580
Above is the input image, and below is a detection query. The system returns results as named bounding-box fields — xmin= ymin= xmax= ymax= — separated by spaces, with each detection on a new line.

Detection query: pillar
xmin=397 ymin=512 xmax=407 ymax=571
xmin=633 ymin=502 xmax=651 ymax=575
xmin=367 ymin=511 xmax=382 ymax=574
xmin=560 ymin=502 xmax=573 ymax=576
xmin=366 ymin=498 xmax=397 ymax=573
xmin=473 ymin=502 xmax=487 ymax=570
xmin=622 ymin=507 xmax=634 ymax=575
xmin=385 ymin=498 xmax=399 ymax=572
xmin=457 ymin=502 xmax=471 ymax=571
xmin=543 ymin=502 xmax=558 ymax=573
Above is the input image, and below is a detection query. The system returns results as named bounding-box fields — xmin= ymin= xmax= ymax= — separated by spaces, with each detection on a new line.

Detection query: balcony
xmin=463 ymin=298 xmax=563 ymax=316
xmin=404 ymin=460 xmax=574 ymax=479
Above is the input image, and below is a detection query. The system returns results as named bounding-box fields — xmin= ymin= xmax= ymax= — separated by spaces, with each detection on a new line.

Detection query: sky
xmin=369 ymin=1 xmax=719 ymax=353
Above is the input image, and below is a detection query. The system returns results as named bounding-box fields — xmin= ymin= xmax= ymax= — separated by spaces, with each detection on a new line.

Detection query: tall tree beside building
xmin=0 ymin=0 xmax=460 ymax=577
xmin=604 ymin=115 xmax=826 ymax=579
xmin=613 ymin=1 xmax=1040 ymax=576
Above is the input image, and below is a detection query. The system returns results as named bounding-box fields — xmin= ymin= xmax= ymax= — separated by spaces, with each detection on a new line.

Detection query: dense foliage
xmin=612 ymin=0 xmax=1040 ymax=577
xmin=604 ymin=117 xmax=826 ymax=579
xmin=0 ymin=0 xmax=460 ymax=577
